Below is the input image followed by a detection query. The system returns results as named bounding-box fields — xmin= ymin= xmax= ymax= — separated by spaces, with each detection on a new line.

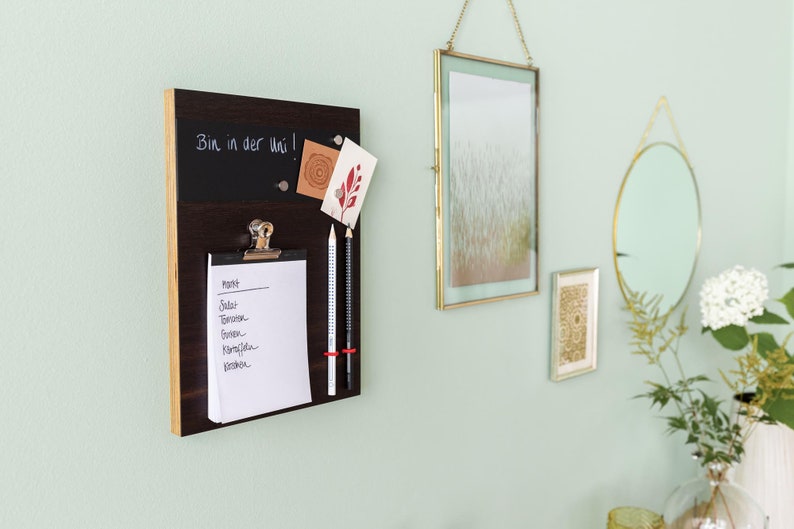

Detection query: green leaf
xmin=666 ymin=415 xmax=687 ymax=432
xmin=750 ymin=309 xmax=788 ymax=325
xmin=710 ymin=325 xmax=750 ymax=350
xmin=762 ymin=389 xmax=794 ymax=431
xmin=777 ymin=263 xmax=794 ymax=269
xmin=701 ymin=392 xmax=719 ymax=416
xmin=779 ymin=288 xmax=794 ymax=320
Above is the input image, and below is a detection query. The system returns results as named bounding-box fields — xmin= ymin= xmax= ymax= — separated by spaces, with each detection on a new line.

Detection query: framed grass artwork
xmin=433 ymin=50 xmax=539 ymax=309
xmin=550 ymin=268 xmax=599 ymax=382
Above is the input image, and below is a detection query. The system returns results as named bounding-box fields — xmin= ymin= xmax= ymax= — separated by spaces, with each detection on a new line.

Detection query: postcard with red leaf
xmin=320 ymin=138 xmax=377 ymax=229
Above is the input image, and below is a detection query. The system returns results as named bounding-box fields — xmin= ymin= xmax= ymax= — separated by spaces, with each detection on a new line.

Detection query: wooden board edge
xmin=165 ymin=89 xmax=183 ymax=436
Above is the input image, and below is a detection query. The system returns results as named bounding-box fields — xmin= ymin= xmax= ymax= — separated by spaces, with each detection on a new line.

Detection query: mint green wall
xmin=1 ymin=1 xmax=791 ymax=527
xmin=789 ymin=3 xmax=794 ymax=261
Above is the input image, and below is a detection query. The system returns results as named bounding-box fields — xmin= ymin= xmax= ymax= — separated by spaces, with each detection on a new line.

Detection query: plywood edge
xmin=164 ymin=89 xmax=182 ymax=436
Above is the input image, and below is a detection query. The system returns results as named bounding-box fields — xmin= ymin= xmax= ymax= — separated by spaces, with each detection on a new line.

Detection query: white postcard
xmin=320 ymin=138 xmax=377 ymax=229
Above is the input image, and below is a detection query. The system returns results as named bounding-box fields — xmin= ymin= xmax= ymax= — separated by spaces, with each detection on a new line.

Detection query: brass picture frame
xmin=551 ymin=268 xmax=599 ymax=381
xmin=434 ymin=50 xmax=539 ymax=309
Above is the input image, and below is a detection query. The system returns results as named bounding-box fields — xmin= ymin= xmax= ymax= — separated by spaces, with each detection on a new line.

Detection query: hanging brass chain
xmin=446 ymin=0 xmax=470 ymax=51
xmin=445 ymin=0 xmax=534 ymax=66
xmin=506 ymin=0 xmax=534 ymax=66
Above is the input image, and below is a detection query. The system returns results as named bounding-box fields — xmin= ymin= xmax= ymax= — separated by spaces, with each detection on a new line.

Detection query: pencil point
xmin=329 ymin=225 xmax=336 ymax=240
xmin=346 ymin=226 xmax=353 ymax=238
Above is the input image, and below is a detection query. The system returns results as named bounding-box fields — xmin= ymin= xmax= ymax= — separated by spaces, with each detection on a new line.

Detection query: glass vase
xmin=663 ymin=463 xmax=768 ymax=529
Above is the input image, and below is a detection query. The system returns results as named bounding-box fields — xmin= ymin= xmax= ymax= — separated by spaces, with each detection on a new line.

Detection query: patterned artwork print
xmin=448 ymin=71 xmax=535 ymax=288
xmin=298 ymin=140 xmax=340 ymax=200
xmin=558 ymin=284 xmax=589 ymax=365
xmin=336 ymin=164 xmax=362 ymax=225
xmin=305 ymin=153 xmax=334 ymax=189
xmin=449 ymin=142 xmax=533 ymax=286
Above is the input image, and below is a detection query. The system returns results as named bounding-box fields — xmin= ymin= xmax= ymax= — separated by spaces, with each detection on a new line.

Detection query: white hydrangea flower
xmin=699 ymin=266 xmax=768 ymax=330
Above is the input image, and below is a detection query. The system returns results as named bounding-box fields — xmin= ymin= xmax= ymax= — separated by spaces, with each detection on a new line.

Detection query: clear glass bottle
xmin=663 ymin=463 xmax=768 ymax=529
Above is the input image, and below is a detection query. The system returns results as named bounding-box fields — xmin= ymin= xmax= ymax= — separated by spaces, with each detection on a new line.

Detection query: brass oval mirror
xmin=613 ymin=141 xmax=701 ymax=313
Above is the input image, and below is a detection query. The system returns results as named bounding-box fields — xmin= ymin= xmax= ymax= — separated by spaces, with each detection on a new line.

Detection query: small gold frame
xmin=551 ymin=268 xmax=599 ymax=382
xmin=434 ymin=50 xmax=540 ymax=309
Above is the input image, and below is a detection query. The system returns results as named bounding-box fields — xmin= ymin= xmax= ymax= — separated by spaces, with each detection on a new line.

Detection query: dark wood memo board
xmin=165 ymin=89 xmax=361 ymax=436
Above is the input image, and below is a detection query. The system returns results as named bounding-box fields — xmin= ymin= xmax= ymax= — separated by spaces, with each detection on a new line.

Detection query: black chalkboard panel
xmin=165 ymin=89 xmax=362 ymax=436
xmin=176 ymin=119 xmax=358 ymax=202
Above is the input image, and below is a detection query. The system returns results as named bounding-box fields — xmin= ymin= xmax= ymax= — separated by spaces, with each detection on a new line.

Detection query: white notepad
xmin=206 ymin=251 xmax=311 ymax=424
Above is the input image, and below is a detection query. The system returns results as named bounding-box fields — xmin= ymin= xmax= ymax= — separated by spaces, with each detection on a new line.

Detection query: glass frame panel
xmin=434 ymin=50 xmax=540 ymax=309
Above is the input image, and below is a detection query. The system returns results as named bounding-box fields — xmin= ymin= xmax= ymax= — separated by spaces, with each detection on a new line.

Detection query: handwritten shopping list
xmin=320 ymin=138 xmax=377 ymax=229
xmin=207 ymin=254 xmax=311 ymax=424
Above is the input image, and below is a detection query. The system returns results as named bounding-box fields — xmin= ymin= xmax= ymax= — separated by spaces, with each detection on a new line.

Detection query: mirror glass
xmin=613 ymin=141 xmax=701 ymax=313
